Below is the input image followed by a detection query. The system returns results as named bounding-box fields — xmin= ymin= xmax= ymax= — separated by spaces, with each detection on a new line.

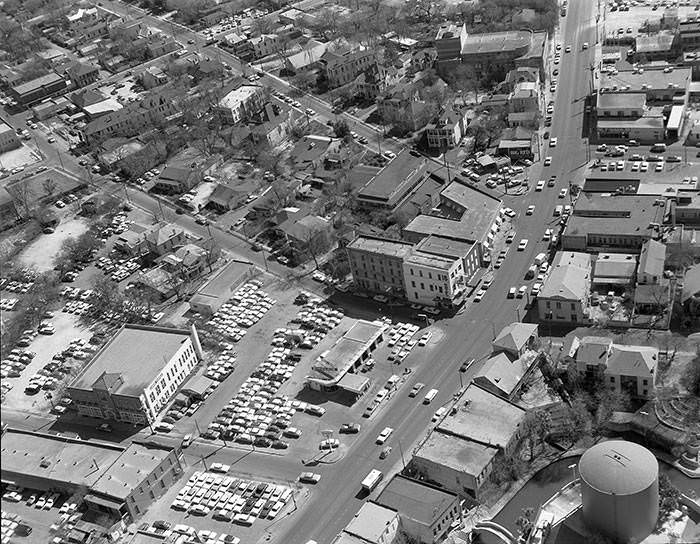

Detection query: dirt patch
xmin=19 ymin=217 xmax=88 ymax=272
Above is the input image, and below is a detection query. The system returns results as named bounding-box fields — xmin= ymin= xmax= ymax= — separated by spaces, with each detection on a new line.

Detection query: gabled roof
xmin=145 ymin=223 xmax=185 ymax=247
xmin=539 ymin=252 xmax=591 ymax=300
xmin=606 ymin=345 xmax=657 ymax=377
xmin=281 ymin=214 xmax=329 ymax=242
xmin=493 ymin=322 xmax=538 ymax=355
xmin=159 ymin=165 xmax=195 ymax=184
xmin=68 ymin=61 xmax=98 ymax=77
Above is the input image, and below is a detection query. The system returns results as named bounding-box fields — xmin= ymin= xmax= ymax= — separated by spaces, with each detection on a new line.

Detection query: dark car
xmin=254 ymin=436 xmax=272 ymax=448
xmin=339 ymin=423 xmax=361 ymax=434
xmin=271 ymin=440 xmax=289 ymax=449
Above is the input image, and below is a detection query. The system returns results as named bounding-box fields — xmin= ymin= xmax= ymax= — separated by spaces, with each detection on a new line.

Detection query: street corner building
xmin=0 ymin=428 xmax=185 ymax=524
xmin=67 ymin=324 xmax=203 ymax=425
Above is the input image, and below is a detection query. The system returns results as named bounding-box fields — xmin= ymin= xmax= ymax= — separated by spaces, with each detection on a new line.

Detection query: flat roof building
xmin=562 ymin=194 xmax=666 ymax=253
xmin=339 ymin=501 xmax=400 ymax=544
xmin=356 ymin=149 xmax=432 ymax=210
xmin=307 ymin=320 xmax=385 ymax=394
xmin=189 ymin=260 xmax=255 ymax=316
xmin=377 ymin=475 xmax=462 ymax=544
xmin=9 ymin=72 xmax=67 ymax=105
xmin=68 ymin=324 xmax=202 ymax=425
xmin=0 ymin=429 xmax=184 ymax=522
xmin=346 ymin=235 xmax=413 ymax=297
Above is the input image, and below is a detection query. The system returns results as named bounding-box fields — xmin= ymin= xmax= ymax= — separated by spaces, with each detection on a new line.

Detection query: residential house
xmin=161 ymin=243 xmax=208 ymax=281
xmin=249 ymin=103 xmax=294 ymax=147
xmin=207 ymin=180 xmax=258 ymax=212
xmin=153 ymin=165 xmax=201 ymax=195
xmin=278 ymin=214 xmax=330 ymax=257
xmin=637 ymin=239 xmax=666 ymax=285
xmin=217 ymin=85 xmax=266 ymax=124
xmin=425 ymin=106 xmax=469 ymax=150
xmin=115 ymin=222 xmax=187 ymax=257
xmin=354 ymin=63 xmax=400 ymax=100
xmin=571 ymin=336 xmax=658 ymax=398
xmin=250 ymin=34 xmax=281 ymax=59
xmin=140 ymin=66 xmax=168 ymax=89
xmin=377 ymin=476 xmax=462 ymax=544
xmin=66 ymin=61 xmax=100 ymax=88
xmin=538 ymin=251 xmax=592 ymax=324
xmin=376 ymin=72 xmax=447 ymax=131
xmin=492 ymin=322 xmax=538 ymax=358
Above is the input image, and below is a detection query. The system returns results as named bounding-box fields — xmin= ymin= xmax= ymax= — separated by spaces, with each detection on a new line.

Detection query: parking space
xmin=136 ymin=467 xmax=304 ymax=544
xmin=2 ymin=486 xmax=80 ymax=544
xmin=604 ymin=1 xmax=699 ymax=42
xmin=1 ymin=312 xmax=92 ymax=412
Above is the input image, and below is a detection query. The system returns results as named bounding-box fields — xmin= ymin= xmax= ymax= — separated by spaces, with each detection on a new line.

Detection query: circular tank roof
xmin=579 ymin=440 xmax=658 ymax=495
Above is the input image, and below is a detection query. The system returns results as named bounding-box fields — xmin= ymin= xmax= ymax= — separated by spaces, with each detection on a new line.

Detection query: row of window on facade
xmin=411 ymin=281 xmax=447 ymax=294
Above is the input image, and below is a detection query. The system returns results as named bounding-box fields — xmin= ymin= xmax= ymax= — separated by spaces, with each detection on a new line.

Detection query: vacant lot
xmin=19 ymin=217 xmax=88 ymax=272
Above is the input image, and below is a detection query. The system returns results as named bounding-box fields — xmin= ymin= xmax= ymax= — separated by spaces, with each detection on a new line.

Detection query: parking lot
xmin=605 ymin=1 xmax=700 ymax=41
xmin=135 ymin=466 xmax=308 ymax=544
xmin=1 ymin=311 xmax=91 ymax=412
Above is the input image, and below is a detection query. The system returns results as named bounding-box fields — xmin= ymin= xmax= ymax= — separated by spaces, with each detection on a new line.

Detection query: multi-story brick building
xmin=68 ymin=324 xmax=202 ymax=425
xmin=320 ymin=43 xmax=376 ymax=89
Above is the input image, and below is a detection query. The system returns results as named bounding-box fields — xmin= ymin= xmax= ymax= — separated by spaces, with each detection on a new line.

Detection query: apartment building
xmin=320 ymin=43 xmax=376 ymax=89
xmin=538 ymin=251 xmax=592 ymax=324
xmin=679 ymin=15 xmax=700 ymax=50
xmin=0 ymin=120 xmax=20 ymax=152
xmin=425 ymin=107 xmax=469 ymax=150
xmin=217 ymin=85 xmax=266 ymax=124
xmin=346 ymin=235 xmax=413 ymax=297
xmin=68 ymin=324 xmax=202 ymax=424
xmin=82 ymin=92 xmax=180 ymax=143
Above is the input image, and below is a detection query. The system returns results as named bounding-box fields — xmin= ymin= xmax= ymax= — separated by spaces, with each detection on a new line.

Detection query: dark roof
xmin=378 ymin=475 xmax=457 ymax=525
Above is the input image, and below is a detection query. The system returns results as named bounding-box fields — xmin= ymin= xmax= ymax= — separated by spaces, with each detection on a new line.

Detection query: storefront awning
xmin=84 ymin=494 xmax=124 ymax=511
xmin=337 ymin=373 xmax=370 ymax=395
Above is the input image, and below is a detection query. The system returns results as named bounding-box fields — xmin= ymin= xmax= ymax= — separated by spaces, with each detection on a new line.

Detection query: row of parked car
xmin=207 ymin=281 xmax=274 ymax=342
xmin=171 ymin=471 xmax=293 ymax=526
xmin=201 ymin=296 xmax=339 ymax=445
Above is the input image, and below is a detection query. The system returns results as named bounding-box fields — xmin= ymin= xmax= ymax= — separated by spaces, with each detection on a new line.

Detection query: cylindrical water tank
xmin=578 ymin=440 xmax=659 ymax=543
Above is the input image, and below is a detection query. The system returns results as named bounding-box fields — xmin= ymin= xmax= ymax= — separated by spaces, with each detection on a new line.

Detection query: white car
xmin=383 ymin=151 xmax=396 ymax=159
xmin=210 ymin=463 xmax=230 ymax=473
xmin=517 ymin=285 xmax=527 ymax=298
xmin=376 ymin=427 xmax=393 ymax=444
xmin=508 ymin=287 xmax=516 ymax=298
xmin=526 ymin=205 xmax=535 ymax=215
xmin=518 ymin=239 xmax=529 ymax=251
xmin=536 ymin=180 xmax=545 ymax=191
xmin=549 ymin=137 xmax=558 ymax=147
xmin=544 ymin=156 xmax=552 ymax=166
xmin=474 ymin=289 xmax=485 ymax=303
xmin=543 ymin=228 xmax=553 ymax=241
xmin=418 ymin=332 xmax=432 ymax=346
xmin=319 ymin=438 xmax=340 ymax=450
xmin=531 ymin=283 xmax=542 ymax=296
xmin=559 ymin=188 xmax=568 ymax=199
xmin=432 ymin=407 xmax=446 ymax=422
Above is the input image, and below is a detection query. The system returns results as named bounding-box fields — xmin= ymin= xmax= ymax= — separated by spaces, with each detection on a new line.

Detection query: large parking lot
xmin=134 ymin=468 xmax=305 ymax=544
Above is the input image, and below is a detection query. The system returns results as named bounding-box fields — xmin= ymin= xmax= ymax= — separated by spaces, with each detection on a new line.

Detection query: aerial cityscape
xmin=0 ymin=0 xmax=699 ymax=543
